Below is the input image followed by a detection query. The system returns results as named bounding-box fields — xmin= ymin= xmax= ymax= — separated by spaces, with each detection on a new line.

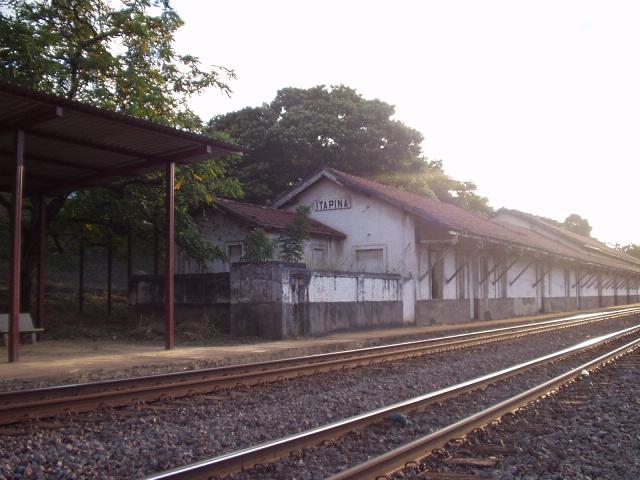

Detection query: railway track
xmin=1 ymin=307 xmax=636 ymax=427
xmin=330 ymin=331 xmax=640 ymax=480
xmin=144 ymin=320 xmax=640 ymax=480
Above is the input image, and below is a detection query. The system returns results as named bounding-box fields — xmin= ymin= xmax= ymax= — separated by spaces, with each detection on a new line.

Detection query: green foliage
xmin=242 ymin=228 xmax=276 ymax=262
xmin=615 ymin=244 xmax=640 ymax=260
xmin=278 ymin=205 xmax=311 ymax=263
xmin=374 ymin=160 xmax=493 ymax=215
xmin=563 ymin=213 xmax=592 ymax=237
xmin=0 ymin=0 xmax=240 ymax=305
xmin=0 ymin=0 xmax=234 ymax=129
xmin=209 ymin=85 xmax=424 ymax=203
xmin=208 ymin=85 xmax=491 ymax=214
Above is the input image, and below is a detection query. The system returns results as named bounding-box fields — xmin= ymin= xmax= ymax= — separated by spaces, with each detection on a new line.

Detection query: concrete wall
xmin=129 ymin=273 xmax=231 ymax=332
xmin=303 ymin=271 xmax=403 ymax=335
xmin=474 ymin=297 xmax=540 ymax=320
xmin=416 ymin=299 xmax=470 ymax=325
xmin=231 ymin=263 xmax=403 ymax=339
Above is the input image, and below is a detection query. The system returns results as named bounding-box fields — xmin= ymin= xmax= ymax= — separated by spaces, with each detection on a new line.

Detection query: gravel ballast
xmin=0 ymin=316 xmax=638 ymax=479
xmin=400 ymin=348 xmax=640 ymax=479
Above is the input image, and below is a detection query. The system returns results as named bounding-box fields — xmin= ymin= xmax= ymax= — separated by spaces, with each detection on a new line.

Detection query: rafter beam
xmin=509 ymin=261 xmax=534 ymax=286
xmin=532 ymin=266 xmax=550 ymax=288
xmin=0 ymin=106 xmax=63 ymax=135
xmin=493 ymin=256 xmax=520 ymax=286
xmin=480 ymin=259 xmax=502 ymax=285
xmin=27 ymin=128 xmax=149 ymax=158
xmin=446 ymin=245 xmax=482 ymax=284
xmin=573 ymin=271 xmax=590 ymax=289
xmin=45 ymin=145 xmax=212 ymax=194
xmin=419 ymin=242 xmax=456 ymax=282
xmin=0 ymin=148 xmax=106 ymax=173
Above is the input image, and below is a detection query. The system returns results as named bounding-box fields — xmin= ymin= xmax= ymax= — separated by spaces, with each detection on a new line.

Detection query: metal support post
xmin=107 ymin=232 xmax=113 ymax=316
xmin=165 ymin=162 xmax=175 ymax=350
xmin=36 ymin=196 xmax=46 ymax=340
xmin=8 ymin=129 xmax=25 ymax=362
xmin=78 ymin=236 xmax=85 ymax=314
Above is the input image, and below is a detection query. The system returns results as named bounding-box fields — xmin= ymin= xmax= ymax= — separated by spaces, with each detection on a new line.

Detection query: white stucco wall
xmin=302 ymin=273 xmax=400 ymax=304
xmin=507 ymin=259 xmax=538 ymax=298
xmin=548 ymin=266 xmax=566 ymax=297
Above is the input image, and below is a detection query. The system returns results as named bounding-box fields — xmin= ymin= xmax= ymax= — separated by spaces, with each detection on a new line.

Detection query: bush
xmin=278 ymin=205 xmax=311 ymax=262
xmin=243 ymin=228 xmax=276 ymax=262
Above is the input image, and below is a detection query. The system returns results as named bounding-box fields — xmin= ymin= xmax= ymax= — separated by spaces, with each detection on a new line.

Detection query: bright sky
xmin=175 ymin=0 xmax=640 ymax=246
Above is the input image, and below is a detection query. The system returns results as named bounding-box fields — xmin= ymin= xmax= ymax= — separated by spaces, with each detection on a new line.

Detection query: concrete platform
xmin=0 ymin=305 xmax=636 ymax=384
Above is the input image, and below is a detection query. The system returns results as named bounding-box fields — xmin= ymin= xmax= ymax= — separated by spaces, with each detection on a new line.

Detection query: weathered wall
xmin=177 ymin=209 xmax=338 ymax=274
xmin=231 ymin=263 xmax=403 ymax=338
xmin=303 ymin=272 xmax=403 ymax=335
xmin=474 ymin=297 xmax=540 ymax=320
xmin=129 ymin=273 xmax=230 ymax=332
xmin=230 ymin=262 xmax=302 ymax=338
xmin=544 ymin=296 xmax=578 ymax=313
xmin=416 ymin=299 xmax=470 ymax=325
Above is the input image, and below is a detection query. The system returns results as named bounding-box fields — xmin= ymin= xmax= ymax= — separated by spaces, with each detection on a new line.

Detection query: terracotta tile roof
xmin=216 ymin=198 xmax=346 ymax=239
xmin=494 ymin=208 xmax=640 ymax=269
xmin=325 ymin=169 xmax=640 ymax=274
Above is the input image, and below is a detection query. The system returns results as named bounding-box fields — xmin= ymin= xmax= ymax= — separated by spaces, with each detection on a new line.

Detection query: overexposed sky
xmin=174 ymin=0 xmax=640 ymax=246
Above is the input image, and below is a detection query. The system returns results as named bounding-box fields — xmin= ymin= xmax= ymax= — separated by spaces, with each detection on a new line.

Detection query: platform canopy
xmin=0 ymin=80 xmax=243 ymax=362
xmin=0 ymin=80 xmax=243 ymax=194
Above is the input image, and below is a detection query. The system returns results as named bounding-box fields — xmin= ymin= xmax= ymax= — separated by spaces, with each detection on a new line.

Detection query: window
xmin=227 ymin=242 xmax=244 ymax=263
xmin=355 ymin=247 xmax=384 ymax=273
xmin=311 ymin=245 xmax=327 ymax=268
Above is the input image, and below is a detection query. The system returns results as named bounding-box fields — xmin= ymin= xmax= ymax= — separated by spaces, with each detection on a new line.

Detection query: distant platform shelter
xmin=0 ymin=80 xmax=243 ymax=362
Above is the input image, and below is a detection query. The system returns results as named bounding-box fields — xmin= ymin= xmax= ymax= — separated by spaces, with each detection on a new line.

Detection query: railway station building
xmin=272 ymin=168 xmax=640 ymax=325
xmin=153 ymin=167 xmax=640 ymax=338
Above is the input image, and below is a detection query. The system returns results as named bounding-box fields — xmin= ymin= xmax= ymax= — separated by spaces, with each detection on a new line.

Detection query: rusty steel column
xmin=165 ymin=162 xmax=175 ymax=350
xmin=153 ymin=223 xmax=159 ymax=275
xmin=107 ymin=232 xmax=113 ymax=316
xmin=127 ymin=225 xmax=133 ymax=281
xmin=78 ymin=236 xmax=85 ymax=314
xmin=36 ymin=196 xmax=46 ymax=340
xmin=8 ymin=129 xmax=25 ymax=363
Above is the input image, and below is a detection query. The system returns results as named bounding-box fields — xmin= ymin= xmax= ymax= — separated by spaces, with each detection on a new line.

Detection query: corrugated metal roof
xmin=0 ymin=80 xmax=244 ymax=194
xmin=216 ymin=198 xmax=346 ymax=239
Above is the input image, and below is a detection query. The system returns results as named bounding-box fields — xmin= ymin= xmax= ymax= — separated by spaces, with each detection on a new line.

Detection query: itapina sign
xmin=314 ymin=197 xmax=352 ymax=211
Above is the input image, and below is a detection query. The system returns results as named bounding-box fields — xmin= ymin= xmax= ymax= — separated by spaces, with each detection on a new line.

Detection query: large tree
xmin=0 ymin=0 xmax=241 ymax=308
xmin=209 ymin=85 xmax=490 ymax=213
xmin=563 ymin=213 xmax=592 ymax=237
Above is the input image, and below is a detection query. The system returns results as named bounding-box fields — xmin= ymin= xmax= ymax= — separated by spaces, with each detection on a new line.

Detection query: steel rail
xmin=329 ymin=332 xmax=640 ymax=480
xmin=1 ymin=307 xmax=636 ymax=426
xmin=0 ymin=306 xmax=637 ymax=426
xmin=143 ymin=323 xmax=640 ymax=480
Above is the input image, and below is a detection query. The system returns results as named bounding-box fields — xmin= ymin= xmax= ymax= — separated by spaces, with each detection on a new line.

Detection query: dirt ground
xmin=2 ymin=304 xmax=634 ymax=385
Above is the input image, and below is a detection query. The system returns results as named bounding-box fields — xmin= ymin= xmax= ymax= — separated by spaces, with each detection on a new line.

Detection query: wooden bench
xmin=0 ymin=313 xmax=44 ymax=346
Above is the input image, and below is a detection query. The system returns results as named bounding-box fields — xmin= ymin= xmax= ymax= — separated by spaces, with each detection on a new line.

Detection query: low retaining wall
xmin=579 ymin=296 xmax=600 ymax=309
xmin=231 ymin=263 xmax=403 ymax=338
xmin=543 ymin=296 xmax=579 ymax=313
xmin=129 ymin=273 xmax=230 ymax=332
xmin=474 ymin=297 xmax=540 ymax=321
xmin=416 ymin=299 xmax=470 ymax=325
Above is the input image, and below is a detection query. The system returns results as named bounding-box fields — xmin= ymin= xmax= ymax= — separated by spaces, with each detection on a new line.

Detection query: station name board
xmin=314 ymin=197 xmax=352 ymax=211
